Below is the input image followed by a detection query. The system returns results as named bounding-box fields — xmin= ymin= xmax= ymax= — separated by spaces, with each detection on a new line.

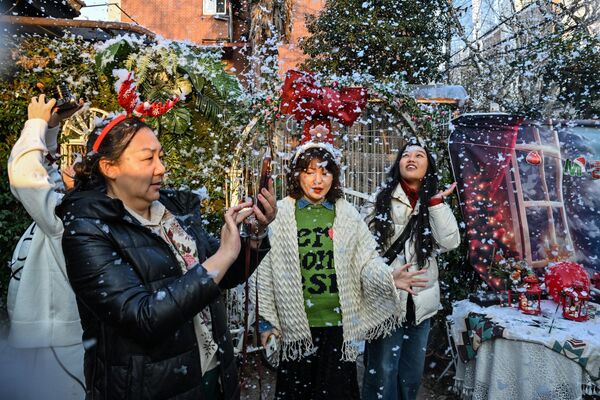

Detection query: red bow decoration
xmin=280 ymin=70 xmax=368 ymax=144
xmin=93 ymin=72 xmax=180 ymax=152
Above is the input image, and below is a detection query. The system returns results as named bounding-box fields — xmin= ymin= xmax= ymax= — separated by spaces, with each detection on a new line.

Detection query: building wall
xmin=277 ymin=0 xmax=325 ymax=75
xmin=120 ymin=0 xmax=229 ymax=44
xmin=114 ymin=0 xmax=326 ymax=77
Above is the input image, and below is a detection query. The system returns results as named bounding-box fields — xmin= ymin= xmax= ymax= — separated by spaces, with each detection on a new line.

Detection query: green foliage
xmin=0 ymin=34 xmax=252 ymax=317
xmin=543 ymin=31 xmax=600 ymax=118
xmin=450 ymin=5 xmax=600 ymax=118
xmin=95 ymin=39 xmax=242 ymax=129
xmin=94 ymin=40 xmax=133 ymax=75
xmin=301 ymin=0 xmax=453 ymax=83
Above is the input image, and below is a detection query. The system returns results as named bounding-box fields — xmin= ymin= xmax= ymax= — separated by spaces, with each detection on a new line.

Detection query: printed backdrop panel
xmin=449 ymin=114 xmax=600 ymax=288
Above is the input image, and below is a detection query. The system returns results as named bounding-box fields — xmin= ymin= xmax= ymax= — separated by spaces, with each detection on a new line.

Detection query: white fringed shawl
xmin=254 ymin=197 xmax=405 ymax=361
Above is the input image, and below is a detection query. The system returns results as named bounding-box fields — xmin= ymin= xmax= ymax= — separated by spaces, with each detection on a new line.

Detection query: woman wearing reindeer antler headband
xmin=56 ymin=72 xmax=277 ymax=399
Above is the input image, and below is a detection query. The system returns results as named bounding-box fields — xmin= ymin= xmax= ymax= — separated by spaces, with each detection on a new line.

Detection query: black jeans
xmin=274 ymin=326 xmax=359 ymax=400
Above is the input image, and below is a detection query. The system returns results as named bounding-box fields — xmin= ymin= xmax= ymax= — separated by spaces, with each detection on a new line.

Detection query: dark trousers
xmin=275 ymin=327 xmax=360 ymax=400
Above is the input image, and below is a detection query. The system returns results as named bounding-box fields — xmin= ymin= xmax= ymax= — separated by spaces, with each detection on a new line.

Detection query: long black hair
xmin=73 ymin=117 xmax=150 ymax=192
xmin=369 ymin=138 xmax=439 ymax=268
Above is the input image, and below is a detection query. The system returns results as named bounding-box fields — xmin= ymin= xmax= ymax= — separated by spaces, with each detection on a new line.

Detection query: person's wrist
xmin=216 ymin=247 xmax=237 ymax=265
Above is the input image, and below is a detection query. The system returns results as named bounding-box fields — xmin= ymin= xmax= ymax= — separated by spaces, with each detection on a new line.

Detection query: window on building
xmin=203 ymin=0 xmax=227 ymax=15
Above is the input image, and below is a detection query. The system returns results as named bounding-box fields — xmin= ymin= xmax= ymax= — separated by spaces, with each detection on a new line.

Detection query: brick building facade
xmin=112 ymin=0 xmax=324 ymax=76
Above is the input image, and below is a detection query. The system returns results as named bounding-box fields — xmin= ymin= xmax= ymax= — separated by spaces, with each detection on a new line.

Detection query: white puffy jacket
xmin=364 ymin=183 xmax=461 ymax=325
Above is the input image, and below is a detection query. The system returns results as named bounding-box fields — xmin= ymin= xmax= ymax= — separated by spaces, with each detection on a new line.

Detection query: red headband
xmin=92 ymin=72 xmax=179 ymax=152
xmin=92 ymin=114 xmax=127 ymax=152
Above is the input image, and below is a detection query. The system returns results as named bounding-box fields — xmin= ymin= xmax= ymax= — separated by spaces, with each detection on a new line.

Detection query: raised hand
xmin=431 ymin=182 xmax=457 ymax=202
xmin=251 ymin=178 xmax=277 ymax=234
xmin=391 ymin=263 xmax=429 ymax=295
xmin=28 ymin=94 xmax=56 ymax=123
xmin=220 ymin=201 xmax=254 ymax=261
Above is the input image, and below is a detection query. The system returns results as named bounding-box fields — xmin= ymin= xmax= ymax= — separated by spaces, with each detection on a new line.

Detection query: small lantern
xmin=518 ymin=275 xmax=542 ymax=315
xmin=560 ymin=285 xmax=590 ymax=322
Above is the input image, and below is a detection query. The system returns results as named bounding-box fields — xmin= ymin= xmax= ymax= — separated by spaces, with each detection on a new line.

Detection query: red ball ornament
xmin=526 ymin=151 xmax=542 ymax=165
xmin=545 ymin=262 xmax=591 ymax=303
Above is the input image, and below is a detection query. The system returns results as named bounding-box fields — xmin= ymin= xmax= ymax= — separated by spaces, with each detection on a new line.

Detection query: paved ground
xmin=239 ymin=352 xmax=457 ymax=400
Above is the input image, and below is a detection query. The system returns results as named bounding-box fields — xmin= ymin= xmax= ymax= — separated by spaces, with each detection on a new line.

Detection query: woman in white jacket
xmin=362 ymin=138 xmax=461 ymax=400
xmin=5 ymin=94 xmax=85 ymax=399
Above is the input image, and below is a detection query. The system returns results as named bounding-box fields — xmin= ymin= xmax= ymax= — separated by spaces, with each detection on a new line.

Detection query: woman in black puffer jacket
xmin=57 ymin=117 xmax=276 ymax=399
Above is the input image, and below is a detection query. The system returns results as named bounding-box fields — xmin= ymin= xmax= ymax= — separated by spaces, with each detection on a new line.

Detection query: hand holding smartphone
xmin=256 ymin=147 xmax=272 ymax=213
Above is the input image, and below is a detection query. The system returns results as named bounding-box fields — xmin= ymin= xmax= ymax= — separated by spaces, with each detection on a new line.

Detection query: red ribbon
xmin=280 ymin=70 xmax=368 ymax=143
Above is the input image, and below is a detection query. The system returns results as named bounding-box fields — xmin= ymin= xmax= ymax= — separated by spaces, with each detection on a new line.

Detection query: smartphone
xmin=256 ymin=147 xmax=272 ymax=213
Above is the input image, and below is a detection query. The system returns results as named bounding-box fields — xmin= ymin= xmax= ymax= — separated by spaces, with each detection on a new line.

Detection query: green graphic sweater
xmin=295 ymin=199 xmax=342 ymax=327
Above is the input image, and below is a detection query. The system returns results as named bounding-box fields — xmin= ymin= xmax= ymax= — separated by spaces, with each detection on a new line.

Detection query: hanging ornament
xmin=525 ymin=151 xmax=542 ymax=165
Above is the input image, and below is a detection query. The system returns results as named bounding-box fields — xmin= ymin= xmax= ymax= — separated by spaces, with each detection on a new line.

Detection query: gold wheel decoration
xmin=60 ymin=107 xmax=110 ymax=165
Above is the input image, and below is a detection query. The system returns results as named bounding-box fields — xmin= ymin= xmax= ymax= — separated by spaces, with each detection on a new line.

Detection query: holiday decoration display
xmin=545 ymin=262 xmax=592 ymax=322
xmin=488 ymin=248 xmax=531 ymax=290
xmin=449 ymin=114 xmax=600 ymax=292
xmin=559 ymin=284 xmax=590 ymax=322
xmin=279 ymin=70 xmax=368 ymax=142
xmin=487 ymin=249 xmax=534 ymax=307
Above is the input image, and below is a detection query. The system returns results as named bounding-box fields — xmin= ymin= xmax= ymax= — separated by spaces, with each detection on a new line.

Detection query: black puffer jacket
xmin=57 ymin=189 xmax=269 ymax=400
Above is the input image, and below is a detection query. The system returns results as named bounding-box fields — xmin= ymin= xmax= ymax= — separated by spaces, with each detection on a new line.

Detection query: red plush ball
xmin=545 ymin=262 xmax=591 ymax=303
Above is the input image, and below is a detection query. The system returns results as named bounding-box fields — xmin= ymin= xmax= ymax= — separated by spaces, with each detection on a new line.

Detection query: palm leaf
xmin=95 ymin=40 xmax=134 ymax=76
xmin=194 ymin=89 xmax=224 ymax=126
xmin=160 ymin=106 xmax=192 ymax=135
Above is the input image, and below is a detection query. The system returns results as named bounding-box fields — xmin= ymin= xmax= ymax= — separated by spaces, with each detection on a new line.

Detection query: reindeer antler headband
xmin=92 ymin=72 xmax=180 ymax=152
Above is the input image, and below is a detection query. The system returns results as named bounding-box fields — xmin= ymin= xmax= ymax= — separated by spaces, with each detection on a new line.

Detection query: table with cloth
xmin=449 ymin=299 xmax=600 ymax=400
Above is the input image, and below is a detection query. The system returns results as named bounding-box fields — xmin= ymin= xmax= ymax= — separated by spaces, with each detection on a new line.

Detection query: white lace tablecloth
xmin=450 ymin=300 xmax=600 ymax=399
